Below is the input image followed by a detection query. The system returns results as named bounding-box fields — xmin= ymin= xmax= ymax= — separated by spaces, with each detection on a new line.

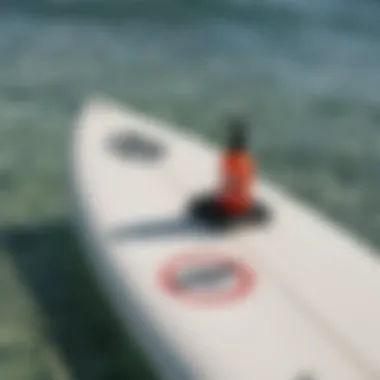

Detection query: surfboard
xmin=71 ymin=97 xmax=380 ymax=380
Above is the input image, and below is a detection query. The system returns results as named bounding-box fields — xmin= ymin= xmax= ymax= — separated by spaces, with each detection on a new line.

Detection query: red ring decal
xmin=157 ymin=251 xmax=256 ymax=306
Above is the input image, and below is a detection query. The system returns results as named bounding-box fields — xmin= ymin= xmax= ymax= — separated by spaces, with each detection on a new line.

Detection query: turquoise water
xmin=1 ymin=0 xmax=380 ymax=378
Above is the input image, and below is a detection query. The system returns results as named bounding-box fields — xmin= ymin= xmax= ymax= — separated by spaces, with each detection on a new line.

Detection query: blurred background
xmin=1 ymin=0 xmax=380 ymax=378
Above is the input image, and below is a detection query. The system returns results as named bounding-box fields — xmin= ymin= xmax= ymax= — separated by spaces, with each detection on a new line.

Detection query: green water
xmin=1 ymin=0 xmax=380 ymax=378
xmin=0 ymin=247 xmax=72 ymax=380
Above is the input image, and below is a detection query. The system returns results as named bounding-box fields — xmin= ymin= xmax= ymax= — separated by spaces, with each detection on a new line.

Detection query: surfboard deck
xmin=71 ymin=97 xmax=380 ymax=380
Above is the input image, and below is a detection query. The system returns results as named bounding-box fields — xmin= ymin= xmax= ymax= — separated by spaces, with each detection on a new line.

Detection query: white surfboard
xmin=71 ymin=97 xmax=380 ymax=380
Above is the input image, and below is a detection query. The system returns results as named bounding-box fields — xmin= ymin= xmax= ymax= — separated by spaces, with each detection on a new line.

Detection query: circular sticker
xmin=157 ymin=252 xmax=255 ymax=306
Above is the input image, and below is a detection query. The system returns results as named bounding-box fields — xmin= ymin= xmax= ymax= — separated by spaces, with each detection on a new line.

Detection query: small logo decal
xmin=157 ymin=251 xmax=256 ymax=306
xmin=107 ymin=130 xmax=165 ymax=161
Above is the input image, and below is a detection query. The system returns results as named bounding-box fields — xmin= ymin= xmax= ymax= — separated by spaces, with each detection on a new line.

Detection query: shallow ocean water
xmin=1 ymin=0 xmax=380 ymax=378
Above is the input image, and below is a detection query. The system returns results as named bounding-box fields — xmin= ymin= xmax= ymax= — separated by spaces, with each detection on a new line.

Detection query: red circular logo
xmin=157 ymin=252 xmax=256 ymax=306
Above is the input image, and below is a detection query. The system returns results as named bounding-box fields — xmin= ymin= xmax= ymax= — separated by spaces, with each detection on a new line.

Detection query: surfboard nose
xmin=73 ymin=97 xmax=380 ymax=380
